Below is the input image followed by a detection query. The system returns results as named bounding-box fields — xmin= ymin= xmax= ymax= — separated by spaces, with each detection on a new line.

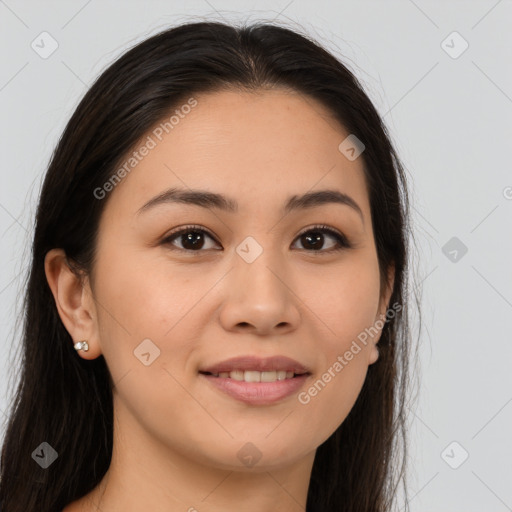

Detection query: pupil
xmin=303 ymin=232 xmax=323 ymax=250
xmin=183 ymin=231 xmax=204 ymax=250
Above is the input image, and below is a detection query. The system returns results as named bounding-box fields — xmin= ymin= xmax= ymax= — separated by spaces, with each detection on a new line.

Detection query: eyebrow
xmin=136 ymin=187 xmax=364 ymax=224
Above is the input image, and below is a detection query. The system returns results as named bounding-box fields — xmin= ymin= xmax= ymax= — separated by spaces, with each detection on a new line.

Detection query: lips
xmin=199 ymin=355 xmax=312 ymax=404
xmin=199 ymin=355 xmax=310 ymax=375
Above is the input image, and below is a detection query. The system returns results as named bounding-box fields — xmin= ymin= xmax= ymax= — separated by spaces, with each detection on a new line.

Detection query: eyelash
xmin=161 ymin=224 xmax=352 ymax=254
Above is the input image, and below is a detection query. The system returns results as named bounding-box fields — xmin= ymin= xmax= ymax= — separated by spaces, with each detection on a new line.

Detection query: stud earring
xmin=74 ymin=340 xmax=89 ymax=352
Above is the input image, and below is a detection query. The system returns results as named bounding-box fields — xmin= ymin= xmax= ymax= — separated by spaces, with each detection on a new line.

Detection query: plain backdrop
xmin=1 ymin=1 xmax=511 ymax=510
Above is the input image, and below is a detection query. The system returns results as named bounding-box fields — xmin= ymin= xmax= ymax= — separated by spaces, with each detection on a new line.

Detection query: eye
xmin=161 ymin=224 xmax=351 ymax=253
xmin=291 ymin=224 xmax=351 ymax=253
xmin=161 ymin=225 xmax=221 ymax=252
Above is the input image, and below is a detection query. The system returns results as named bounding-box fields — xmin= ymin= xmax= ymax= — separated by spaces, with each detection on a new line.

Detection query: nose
xmin=218 ymin=251 xmax=301 ymax=337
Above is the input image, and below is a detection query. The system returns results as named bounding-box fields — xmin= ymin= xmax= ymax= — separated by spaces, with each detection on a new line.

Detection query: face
xmin=77 ymin=89 xmax=393 ymax=471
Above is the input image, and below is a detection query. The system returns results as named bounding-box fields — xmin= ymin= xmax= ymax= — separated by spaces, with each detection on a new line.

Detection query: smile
xmin=200 ymin=370 xmax=305 ymax=382
xmin=199 ymin=372 xmax=310 ymax=405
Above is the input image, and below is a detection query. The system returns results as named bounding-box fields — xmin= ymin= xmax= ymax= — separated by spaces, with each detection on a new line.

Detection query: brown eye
xmin=162 ymin=226 xmax=220 ymax=252
xmin=292 ymin=225 xmax=351 ymax=253
xmin=161 ymin=224 xmax=351 ymax=254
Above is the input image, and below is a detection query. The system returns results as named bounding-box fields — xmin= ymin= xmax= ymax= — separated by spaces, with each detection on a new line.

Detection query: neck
xmin=67 ymin=394 xmax=315 ymax=512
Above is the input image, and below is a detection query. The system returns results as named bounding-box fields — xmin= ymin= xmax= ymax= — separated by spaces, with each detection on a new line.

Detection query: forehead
xmin=101 ymin=88 xmax=370 ymax=219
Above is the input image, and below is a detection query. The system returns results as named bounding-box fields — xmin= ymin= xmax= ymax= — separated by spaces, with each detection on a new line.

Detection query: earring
xmin=74 ymin=340 xmax=89 ymax=352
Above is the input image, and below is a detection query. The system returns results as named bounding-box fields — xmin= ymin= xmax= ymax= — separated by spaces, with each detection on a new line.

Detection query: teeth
xmin=245 ymin=371 xmax=261 ymax=382
xmin=230 ymin=370 xmax=244 ymax=381
xmin=209 ymin=370 xmax=298 ymax=382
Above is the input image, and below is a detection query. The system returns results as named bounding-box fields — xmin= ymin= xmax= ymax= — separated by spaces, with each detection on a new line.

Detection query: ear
xmin=368 ymin=262 xmax=396 ymax=365
xmin=44 ymin=248 xmax=102 ymax=359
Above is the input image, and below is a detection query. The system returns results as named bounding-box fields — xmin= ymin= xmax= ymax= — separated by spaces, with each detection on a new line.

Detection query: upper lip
xmin=200 ymin=355 xmax=310 ymax=374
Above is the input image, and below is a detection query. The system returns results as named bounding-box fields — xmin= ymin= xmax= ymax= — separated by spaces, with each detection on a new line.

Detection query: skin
xmin=46 ymin=88 xmax=394 ymax=512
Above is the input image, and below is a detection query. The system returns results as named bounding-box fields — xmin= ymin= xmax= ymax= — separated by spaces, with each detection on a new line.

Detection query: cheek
xmin=296 ymin=350 xmax=369 ymax=448
xmin=91 ymin=247 xmax=194 ymax=383
xmin=291 ymin=257 xmax=380 ymax=435
xmin=95 ymin=245 xmax=198 ymax=337
xmin=299 ymin=254 xmax=381 ymax=344
xmin=92 ymin=255 xmax=204 ymax=432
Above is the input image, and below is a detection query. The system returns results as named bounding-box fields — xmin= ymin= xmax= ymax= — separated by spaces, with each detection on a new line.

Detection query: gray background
xmin=1 ymin=1 xmax=511 ymax=510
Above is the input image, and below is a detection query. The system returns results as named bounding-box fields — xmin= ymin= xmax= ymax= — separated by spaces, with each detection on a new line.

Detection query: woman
xmin=0 ymin=20 xmax=417 ymax=511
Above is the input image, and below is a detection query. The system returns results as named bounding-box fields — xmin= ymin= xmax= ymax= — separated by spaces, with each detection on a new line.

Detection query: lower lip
xmin=200 ymin=373 xmax=310 ymax=405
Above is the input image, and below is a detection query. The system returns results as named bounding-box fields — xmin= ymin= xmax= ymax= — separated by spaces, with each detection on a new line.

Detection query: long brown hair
xmin=0 ymin=20 xmax=418 ymax=511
